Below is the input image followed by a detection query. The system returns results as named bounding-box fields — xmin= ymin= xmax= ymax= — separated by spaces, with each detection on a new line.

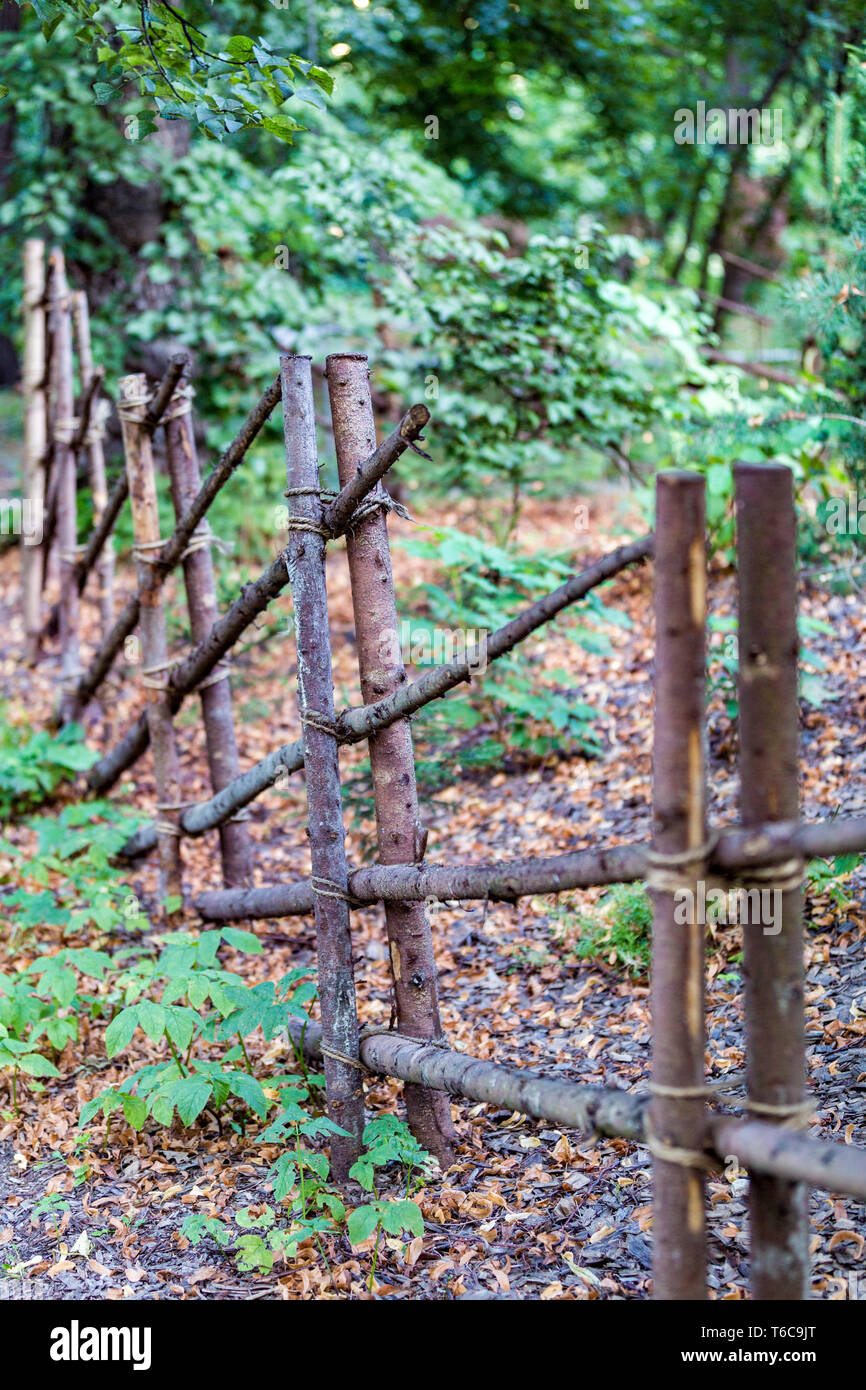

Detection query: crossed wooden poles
xmin=20 ymin=238 xmax=866 ymax=1297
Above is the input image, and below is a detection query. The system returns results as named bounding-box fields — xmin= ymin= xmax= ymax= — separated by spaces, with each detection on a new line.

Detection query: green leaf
xmin=221 ymin=928 xmax=263 ymax=955
xmin=380 ymin=1198 xmax=424 ymax=1238
xmin=137 ymin=1000 xmax=167 ymax=1044
xmin=121 ymin=1093 xmax=147 ymax=1131
xmin=19 ymin=1053 xmax=60 ymax=1078
xmin=172 ymin=1076 xmax=211 ymax=1126
xmin=348 ymin=1204 xmax=381 ymax=1245
xmin=227 ymin=1071 xmax=267 ymax=1118
xmin=104 ymin=1006 xmax=139 ymax=1057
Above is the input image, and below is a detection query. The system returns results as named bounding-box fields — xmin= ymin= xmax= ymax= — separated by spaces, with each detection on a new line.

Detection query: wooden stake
xmin=21 ymin=240 xmax=46 ymax=666
xmin=326 ymin=352 xmax=456 ymax=1167
xmin=118 ymin=373 xmax=183 ymax=914
xmin=165 ymin=378 xmax=253 ymax=889
xmin=650 ymin=471 xmax=708 ymax=1300
xmin=735 ymin=461 xmax=809 ymax=1300
xmin=281 ymin=353 xmax=364 ymax=1179
xmin=49 ymin=250 xmax=81 ymax=723
xmin=71 ymin=291 xmax=113 ymax=634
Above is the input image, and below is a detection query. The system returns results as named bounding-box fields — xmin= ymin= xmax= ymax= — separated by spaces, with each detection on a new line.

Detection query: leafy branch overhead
xmin=23 ymin=0 xmax=333 ymax=139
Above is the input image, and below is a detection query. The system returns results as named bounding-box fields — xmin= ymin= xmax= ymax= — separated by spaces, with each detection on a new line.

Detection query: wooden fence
xmin=16 ymin=239 xmax=866 ymax=1299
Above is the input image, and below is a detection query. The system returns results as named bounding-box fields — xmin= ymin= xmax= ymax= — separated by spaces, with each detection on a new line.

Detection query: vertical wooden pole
xmin=118 ymin=373 xmax=183 ymax=914
xmin=326 ymin=352 xmax=455 ymax=1167
xmin=650 ymin=471 xmax=708 ymax=1300
xmin=735 ymin=461 xmax=809 ymax=1300
xmin=281 ymin=353 xmax=364 ymax=1179
xmin=71 ymin=291 xmax=114 ymax=635
xmin=50 ymin=249 xmax=80 ymax=723
xmin=165 ymin=379 xmax=253 ymax=889
xmin=22 ymin=239 xmax=46 ymax=666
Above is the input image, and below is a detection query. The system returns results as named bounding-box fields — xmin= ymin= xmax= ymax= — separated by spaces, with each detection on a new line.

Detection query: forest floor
xmin=0 ymin=488 xmax=864 ymax=1301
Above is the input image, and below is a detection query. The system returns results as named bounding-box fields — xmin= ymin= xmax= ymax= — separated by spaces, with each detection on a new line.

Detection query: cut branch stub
xmin=282 ymin=352 xmax=364 ymax=1178
xmin=326 ymin=351 xmax=455 ymax=1166
xmin=118 ymin=372 xmax=183 ymax=913
xmin=735 ymin=461 xmax=808 ymax=1301
xmin=165 ymin=378 xmax=253 ymax=889
xmin=650 ymin=470 xmax=708 ymax=1301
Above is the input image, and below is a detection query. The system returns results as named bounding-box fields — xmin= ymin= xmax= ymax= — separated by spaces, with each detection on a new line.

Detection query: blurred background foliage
xmin=2 ymin=0 xmax=866 ymax=765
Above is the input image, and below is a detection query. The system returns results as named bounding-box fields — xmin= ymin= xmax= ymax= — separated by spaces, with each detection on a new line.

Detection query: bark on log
xmin=72 ymin=372 xmax=283 ymax=712
xmin=327 ymin=351 xmax=455 ymax=1165
xmin=735 ymin=461 xmax=809 ymax=1301
xmin=71 ymin=292 xmax=113 ymax=635
xmin=286 ymin=1022 xmax=866 ymax=1201
xmin=193 ymin=809 xmax=866 ymax=920
xmin=50 ymin=250 xmax=81 ymax=725
xmin=118 ymin=373 xmax=183 ymax=911
xmin=281 ymin=353 xmax=364 ymax=1176
xmin=166 ymin=379 xmax=253 ymax=889
xmin=120 ymin=533 xmax=652 ymax=857
xmin=85 ymin=402 xmax=439 ymax=795
xmin=22 ymin=239 xmax=46 ymax=666
xmin=650 ymin=471 xmax=708 ymax=1301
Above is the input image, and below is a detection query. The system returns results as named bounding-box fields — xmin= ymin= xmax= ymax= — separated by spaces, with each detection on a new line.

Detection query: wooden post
xmin=734 ymin=461 xmax=809 ymax=1300
xmin=326 ymin=352 xmax=456 ymax=1167
xmin=649 ymin=471 xmax=708 ymax=1300
xmin=118 ymin=373 xmax=183 ymax=914
xmin=21 ymin=240 xmax=47 ymax=665
xmin=165 ymin=378 xmax=253 ymax=889
xmin=281 ymin=353 xmax=364 ymax=1179
xmin=71 ymin=291 xmax=113 ymax=634
xmin=49 ymin=249 xmax=81 ymax=723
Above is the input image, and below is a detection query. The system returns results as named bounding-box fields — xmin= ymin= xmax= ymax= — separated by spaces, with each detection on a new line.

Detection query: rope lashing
xmin=730 ymin=858 xmax=806 ymax=895
xmin=161 ymin=383 xmax=195 ymax=424
xmin=310 ymin=875 xmax=364 ymax=910
xmin=155 ymin=821 xmax=182 ymax=838
xmin=53 ymin=417 xmax=80 ymax=446
xmin=283 ymin=485 xmax=414 ymax=541
xmin=645 ymin=1125 xmax=722 ymax=1174
xmin=59 ymin=544 xmax=87 ymax=564
xmin=140 ymin=657 xmax=176 ymax=691
xmin=644 ymin=833 xmax=718 ymax=894
xmin=649 ymin=1080 xmax=814 ymax=1130
xmin=301 ymin=708 xmax=338 ymax=737
xmin=196 ymin=660 xmax=233 ymax=692
xmin=180 ymin=522 xmax=234 ymax=562
xmin=116 ymin=381 xmax=151 ymax=421
xmin=132 ymin=538 xmax=167 ymax=566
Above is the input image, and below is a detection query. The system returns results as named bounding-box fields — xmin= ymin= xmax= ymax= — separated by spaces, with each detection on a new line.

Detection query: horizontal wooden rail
xmin=118 ymin=533 xmax=654 ymax=856
xmin=286 ymin=1023 xmax=866 ymax=1201
xmin=195 ymin=812 xmax=866 ymax=919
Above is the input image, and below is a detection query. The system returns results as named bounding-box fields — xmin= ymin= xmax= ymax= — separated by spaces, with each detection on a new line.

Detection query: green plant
xmin=395 ymin=527 xmax=628 ymax=772
xmin=807 ymin=854 xmax=861 ymax=910
xmin=0 ymin=720 xmax=98 ymax=818
xmin=554 ymin=882 xmax=653 ymax=977
xmin=347 ymin=1116 xmax=430 ymax=1291
xmin=80 ymin=934 xmax=317 ymax=1140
